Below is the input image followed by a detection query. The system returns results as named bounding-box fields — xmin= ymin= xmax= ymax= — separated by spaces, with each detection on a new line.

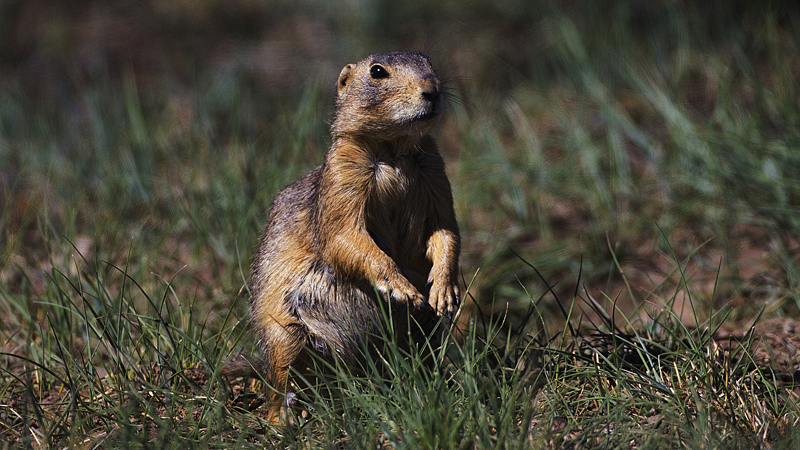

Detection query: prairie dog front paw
xmin=429 ymin=280 xmax=460 ymax=317
xmin=375 ymin=277 xmax=427 ymax=309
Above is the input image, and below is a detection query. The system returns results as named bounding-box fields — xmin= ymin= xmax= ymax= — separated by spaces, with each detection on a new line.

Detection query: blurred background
xmin=2 ymin=0 xmax=799 ymax=333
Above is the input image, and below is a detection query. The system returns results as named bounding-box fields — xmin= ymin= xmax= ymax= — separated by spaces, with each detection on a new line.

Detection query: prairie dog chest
xmin=365 ymin=156 xmax=428 ymax=254
xmin=372 ymin=159 xmax=416 ymax=202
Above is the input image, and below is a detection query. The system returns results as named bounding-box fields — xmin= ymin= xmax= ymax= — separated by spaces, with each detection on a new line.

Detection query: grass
xmin=3 ymin=246 xmax=799 ymax=448
xmin=2 ymin=0 xmax=800 ymax=448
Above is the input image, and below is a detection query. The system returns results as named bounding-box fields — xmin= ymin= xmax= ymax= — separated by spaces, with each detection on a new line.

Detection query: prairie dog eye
xmin=370 ymin=64 xmax=389 ymax=79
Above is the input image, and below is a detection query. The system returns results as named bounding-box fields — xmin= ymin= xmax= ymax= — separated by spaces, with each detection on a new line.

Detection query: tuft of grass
xmin=2 ymin=244 xmax=799 ymax=449
xmin=0 ymin=244 xmax=255 ymax=448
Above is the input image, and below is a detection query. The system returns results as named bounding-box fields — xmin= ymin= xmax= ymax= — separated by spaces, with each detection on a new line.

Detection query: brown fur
xmin=247 ymin=51 xmax=460 ymax=423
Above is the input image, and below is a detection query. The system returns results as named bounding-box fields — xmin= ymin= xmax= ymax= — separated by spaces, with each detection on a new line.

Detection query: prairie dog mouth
xmin=414 ymin=109 xmax=439 ymax=122
xmin=412 ymin=94 xmax=443 ymax=122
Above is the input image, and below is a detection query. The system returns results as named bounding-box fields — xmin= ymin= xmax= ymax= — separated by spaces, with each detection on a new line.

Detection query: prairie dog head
xmin=332 ymin=51 xmax=443 ymax=139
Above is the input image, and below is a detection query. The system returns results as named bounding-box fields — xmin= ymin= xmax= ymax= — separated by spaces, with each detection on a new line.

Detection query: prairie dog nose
xmin=419 ymin=74 xmax=441 ymax=101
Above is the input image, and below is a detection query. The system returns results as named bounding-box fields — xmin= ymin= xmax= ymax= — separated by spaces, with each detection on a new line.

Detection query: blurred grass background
xmin=2 ymin=0 xmax=800 ymax=447
xmin=2 ymin=0 xmax=798 ymax=324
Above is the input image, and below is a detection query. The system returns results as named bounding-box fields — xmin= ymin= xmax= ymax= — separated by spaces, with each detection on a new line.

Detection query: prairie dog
xmin=248 ymin=51 xmax=460 ymax=422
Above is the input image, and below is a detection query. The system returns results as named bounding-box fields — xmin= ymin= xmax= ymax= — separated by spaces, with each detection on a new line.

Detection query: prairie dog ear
xmin=337 ymin=64 xmax=355 ymax=96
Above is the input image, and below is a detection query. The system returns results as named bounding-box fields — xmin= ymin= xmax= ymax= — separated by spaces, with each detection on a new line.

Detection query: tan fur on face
xmin=333 ymin=52 xmax=444 ymax=139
